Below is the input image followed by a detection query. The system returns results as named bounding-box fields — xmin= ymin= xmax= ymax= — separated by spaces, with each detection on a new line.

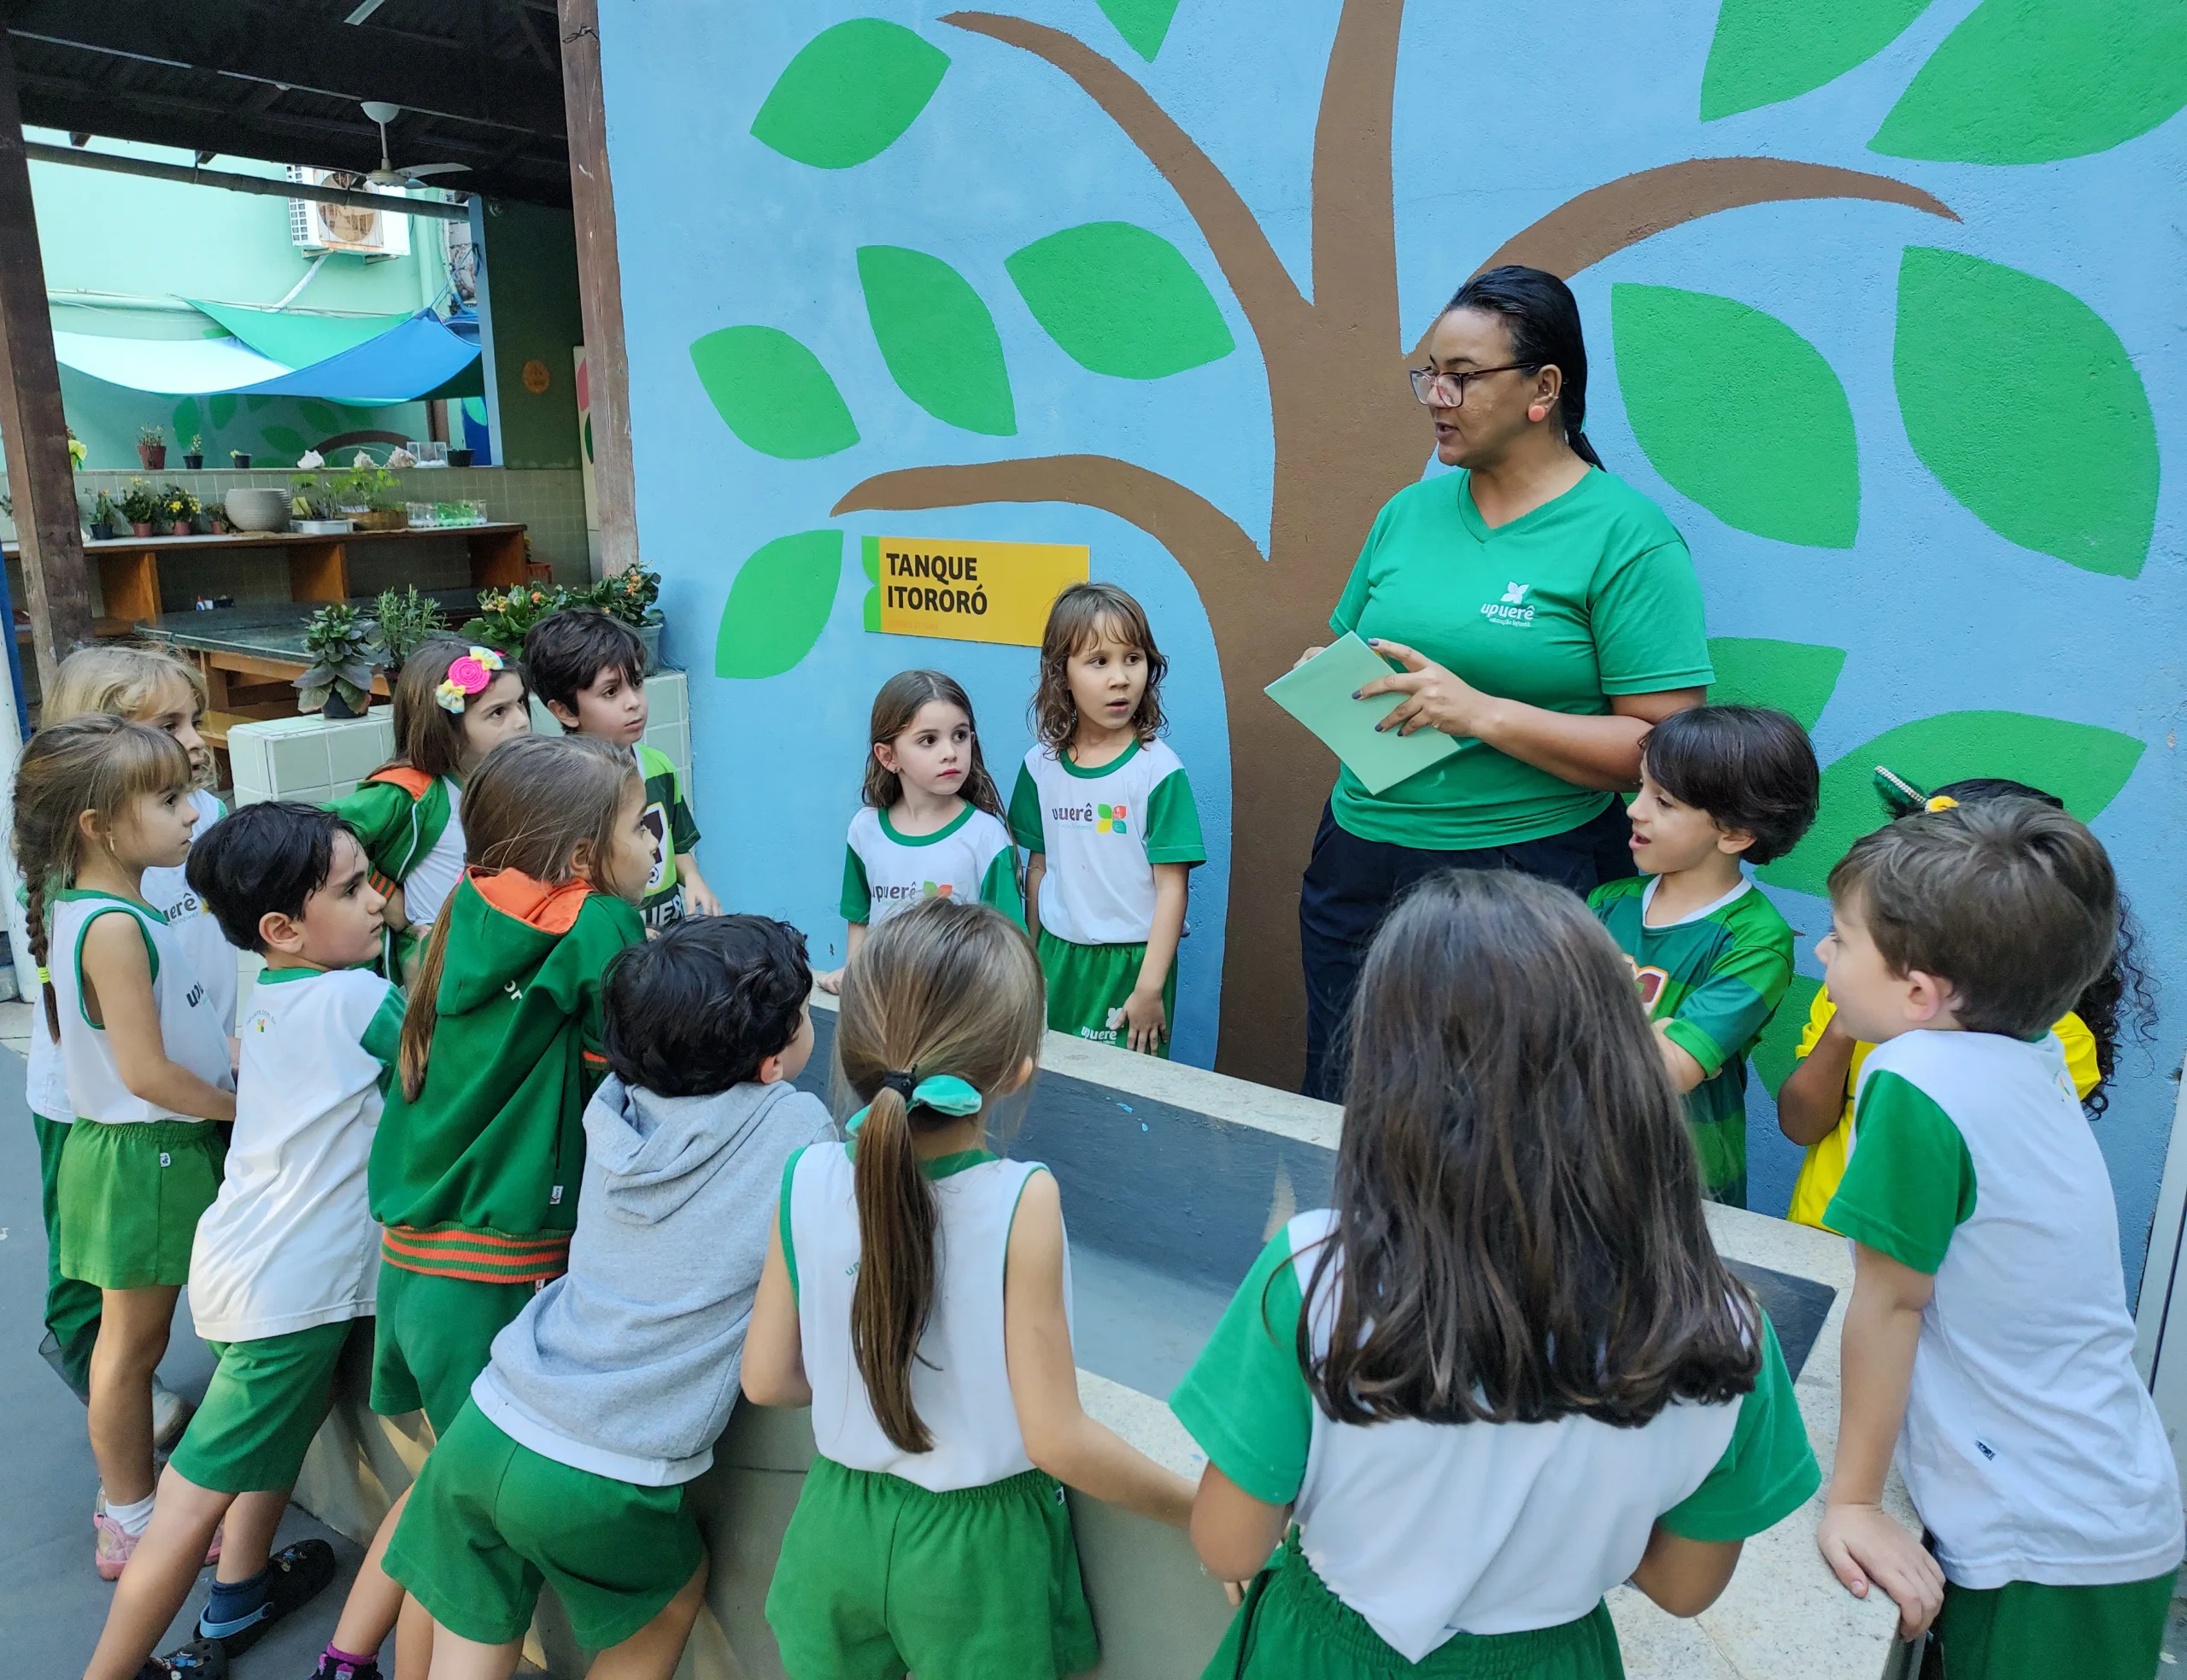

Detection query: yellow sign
xmin=865 ymin=536 xmax=1089 ymax=647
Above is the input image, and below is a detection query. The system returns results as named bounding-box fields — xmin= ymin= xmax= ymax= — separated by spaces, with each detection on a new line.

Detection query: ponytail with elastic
xmin=849 ymin=1079 xmax=938 ymax=1454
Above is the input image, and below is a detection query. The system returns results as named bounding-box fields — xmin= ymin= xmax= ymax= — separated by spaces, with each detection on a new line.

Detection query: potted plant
xmin=86 ymin=490 xmax=116 ymax=541
xmin=204 ymin=505 xmax=231 ymax=535
xmin=137 ymin=424 xmax=167 ymax=471
xmin=458 ymin=584 xmax=560 ymax=657
xmin=157 ymin=483 xmax=200 ymax=536
xmin=568 ymin=565 xmax=667 ymax=670
xmin=289 ymin=473 xmax=349 ymax=535
xmin=230 ymin=448 xmax=252 ymax=470
xmin=120 ymin=478 xmax=160 ymax=537
xmin=183 ymin=433 xmax=204 ymax=471
xmin=294 ymin=602 xmax=383 ymax=718
xmin=335 ymin=460 xmax=408 ymax=532
xmin=373 ymin=586 xmax=449 ymax=673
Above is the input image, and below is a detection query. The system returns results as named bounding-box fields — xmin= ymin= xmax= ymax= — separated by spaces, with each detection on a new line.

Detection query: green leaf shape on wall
xmin=857 ymin=246 xmax=1017 ymax=436
xmin=1894 ymin=249 xmax=2156 ymax=577
xmin=260 ymin=425 xmax=308 ymax=462
xmin=298 ymin=400 xmax=342 ymax=438
xmin=861 ymin=535 xmax=882 ymax=632
xmin=1700 ymin=0 xmax=1932 ymax=120
xmin=717 ymin=530 xmax=846 ymax=679
xmin=1612 ymin=284 xmax=1859 ymax=548
xmin=1759 ymin=710 xmax=2145 ymax=897
xmin=1871 ymin=0 xmax=2187 ymax=164
xmin=244 ymin=395 xmax=272 ymax=414
xmin=1098 ymin=0 xmax=1182 ymax=61
xmin=1751 ymin=971 xmax=1823 ymax=1098
xmin=1006 ymin=223 xmax=1235 ymax=380
xmin=1706 ymin=637 xmax=1847 ymax=732
xmin=690 ymin=326 xmax=859 ymax=460
xmin=171 ymin=398 xmax=203 ymax=447
xmin=208 ymin=393 xmax=237 ymax=430
xmin=750 ymin=20 xmax=949 ymax=170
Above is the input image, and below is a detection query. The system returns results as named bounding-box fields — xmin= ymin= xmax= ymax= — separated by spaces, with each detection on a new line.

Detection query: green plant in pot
xmin=184 ymin=433 xmax=204 ymax=471
xmin=337 ymin=460 xmax=408 ymax=531
xmin=373 ymin=586 xmax=449 ymax=671
xmin=137 ymin=424 xmax=166 ymax=471
xmin=290 ymin=473 xmax=339 ymax=523
xmin=459 ymin=584 xmax=560 ymax=657
xmin=86 ymin=490 xmax=117 ymax=540
xmin=119 ymin=478 xmax=161 ymax=536
xmin=157 ymin=483 xmax=199 ymax=536
xmin=230 ymin=448 xmax=252 ymax=469
xmin=295 ymin=602 xmax=383 ymax=718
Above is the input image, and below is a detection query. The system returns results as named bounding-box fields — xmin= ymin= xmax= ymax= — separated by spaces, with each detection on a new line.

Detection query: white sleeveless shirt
xmin=48 ymin=889 xmax=234 ymax=1124
xmin=787 ymin=1143 xmax=1069 ymax=1492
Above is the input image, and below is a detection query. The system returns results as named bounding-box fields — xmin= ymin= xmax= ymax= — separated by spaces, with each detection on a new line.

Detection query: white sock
xmin=107 ymin=1492 xmax=155 ymax=1536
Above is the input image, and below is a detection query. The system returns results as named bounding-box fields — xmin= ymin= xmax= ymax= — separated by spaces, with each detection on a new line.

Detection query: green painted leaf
xmin=170 ymin=398 xmax=203 ymax=447
xmin=1894 ymin=249 xmax=2155 ymax=577
xmin=689 ymin=326 xmax=859 ymax=460
xmin=1759 ymin=710 xmax=2145 ymax=897
xmin=861 ymin=535 xmax=882 ymax=632
xmin=260 ymin=425 xmax=308 ymax=461
xmin=208 ymin=393 xmax=237 ymax=430
xmin=1752 ymin=972 xmax=1823 ymax=1098
xmin=750 ymin=20 xmax=948 ymax=169
xmin=716 ymin=530 xmax=845 ymax=679
xmin=298 ymin=400 xmax=342 ymax=436
xmin=1707 ymin=637 xmax=1847 ymax=732
xmin=1612 ymin=284 xmax=1858 ymax=547
xmin=1098 ymin=0 xmax=1182 ymax=61
xmin=1872 ymin=0 xmax=2187 ymax=163
xmin=1006 ymin=223 xmax=1234 ymax=380
xmin=244 ymin=395 xmax=272 ymax=414
xmin=857 ymin=246 xmax=1016 ymax=436
xmin=1701 ymin=0 xmax=1932 ymax=120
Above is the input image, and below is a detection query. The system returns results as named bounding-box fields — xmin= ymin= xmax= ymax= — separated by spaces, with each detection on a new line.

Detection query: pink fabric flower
xmin=447 ymin=654 xmax=491 ymax=694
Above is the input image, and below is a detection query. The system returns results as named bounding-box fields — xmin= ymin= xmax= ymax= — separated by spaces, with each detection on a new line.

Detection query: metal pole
xmin=21 ymin=141 xmax=472 ymax=221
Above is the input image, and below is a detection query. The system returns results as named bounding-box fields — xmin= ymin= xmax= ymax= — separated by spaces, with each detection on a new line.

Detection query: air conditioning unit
xmin=286 ymin=167 xmax=412 ymax=259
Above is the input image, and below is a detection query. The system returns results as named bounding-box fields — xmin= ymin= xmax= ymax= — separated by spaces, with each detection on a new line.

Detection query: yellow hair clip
xmin=1925 ymin=794 xmax=1960 ymax=812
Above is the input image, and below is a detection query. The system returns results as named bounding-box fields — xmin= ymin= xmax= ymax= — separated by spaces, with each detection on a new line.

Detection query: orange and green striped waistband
xmin=380 ymin=1223 xmax=570 ymax=1285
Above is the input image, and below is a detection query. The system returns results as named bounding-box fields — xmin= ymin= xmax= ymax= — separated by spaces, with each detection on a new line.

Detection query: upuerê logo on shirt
xmin=1480 ymin=581 xmax=1536 ymax=627
xmin=873 ymin=880 xmax=955 ymax=904
xmin=1050 ymin=801 xmax=1129 ymax=835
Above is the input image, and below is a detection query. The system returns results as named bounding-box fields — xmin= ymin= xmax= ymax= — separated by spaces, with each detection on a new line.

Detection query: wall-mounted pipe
xmin=22 ymin=141 xmax=471 ymax=220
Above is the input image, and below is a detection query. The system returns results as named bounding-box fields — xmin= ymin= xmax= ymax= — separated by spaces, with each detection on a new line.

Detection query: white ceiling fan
xmin=358 ymin=102 xmax=470 ymax=188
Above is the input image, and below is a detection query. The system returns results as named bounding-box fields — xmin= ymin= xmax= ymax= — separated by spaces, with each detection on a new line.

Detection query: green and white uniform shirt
xmin=837 ymin=805 xmax=1023 ymax=929
xmin=188 ymin=966 xmax=405 ymax=1343
xmin=48 ymin=889 xmax=234 ymax=1124
xmin=1007 ymin=739 xmax=1205 ymax=947
xmin=1828 ymin=1031 xmax=2184 ymax=1589
xmin=634 ymin=743 xmax=701 ymax=932
xmin=1170 ymin=1209 xmax=1818 ymax=1664
xmin=1588 ymin=875 xmax=1793 ymax=1207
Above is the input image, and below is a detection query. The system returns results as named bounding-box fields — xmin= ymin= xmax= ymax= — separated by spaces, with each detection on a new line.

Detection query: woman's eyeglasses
xmin=1408 ymin=363 xmax=1527 ymax=407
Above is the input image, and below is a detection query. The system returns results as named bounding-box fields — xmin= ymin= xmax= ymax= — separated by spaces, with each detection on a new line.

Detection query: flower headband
xmin=436 ymin=646 xmax=507 ymax=714
xmin=1872 ymin=764 xmax=1959 ymax=818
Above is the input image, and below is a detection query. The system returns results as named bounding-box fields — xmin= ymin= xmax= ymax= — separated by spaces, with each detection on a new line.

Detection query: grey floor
xmin=0 ymin=1010 xmax=361 ymax=1680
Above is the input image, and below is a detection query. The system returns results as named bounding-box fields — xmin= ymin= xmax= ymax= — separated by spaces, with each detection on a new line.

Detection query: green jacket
xmin=368 ymin=871 xmax=643 ymax=1281
xmin=331 ymin=766 xmax=453 ymax=895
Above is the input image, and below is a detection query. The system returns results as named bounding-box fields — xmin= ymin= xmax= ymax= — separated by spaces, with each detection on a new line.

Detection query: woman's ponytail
xmin=398 ymin=910 xmax=456 ymax=1100
xmin=850 ymin=1083 xmax=940 ymax=1453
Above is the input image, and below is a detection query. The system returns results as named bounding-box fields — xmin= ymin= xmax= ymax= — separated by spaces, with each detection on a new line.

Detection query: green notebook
xmin=1264 ymin=632 xmax=1461 ymax=795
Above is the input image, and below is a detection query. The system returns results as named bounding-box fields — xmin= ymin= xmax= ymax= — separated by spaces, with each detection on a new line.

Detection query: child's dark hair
xmin=1829 ymin=800 xmax=2116 ymax=1043
xmin=186 ymin=801 xmax=349 ymax=953
xmin=524 ymin=609 xmax=645 ymax=722
xmin=12 ymin=716 xmax=195 ymax=1038
xmin=1029 ymin=582 xmax=1167 ymax=752
xmin=833 ymin=898 xmax=1044 ymax=1453
xmin=381 ymin=637 xmax=529 ymax=782
xmin=863 ymin=669 xmax=1006 ymax=823
xmin=399 ymin=734 xmax=642 ymax=1098
xmin=1640 ymin=705 xmax=1819 ymax=865
xmin=1309 ymin=869 xmax=1761 ymax=1427
xmin=602 ymin=916 xmax=811 ymax=1095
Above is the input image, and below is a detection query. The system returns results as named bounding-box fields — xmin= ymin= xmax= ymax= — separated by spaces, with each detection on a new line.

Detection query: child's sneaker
xmin=140 ymin=1636 xmax=228 ymax=1677
xmin=92 ymin=1509 xmax=137 ymax=1580
xmin=309 ymin=1654 xmax=382 ymax=1680
xmin=150 ymin=1375 xmax=192 ymax=1453
xmin=196 ymin=1538 xmax=337 ymax=1656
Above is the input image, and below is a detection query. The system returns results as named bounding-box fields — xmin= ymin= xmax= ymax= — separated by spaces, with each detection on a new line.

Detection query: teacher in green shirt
xmin=1299 ymin=266 xmax=1712 ymax=1099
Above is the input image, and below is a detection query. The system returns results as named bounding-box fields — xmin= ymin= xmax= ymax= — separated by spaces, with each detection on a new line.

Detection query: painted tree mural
xmin=699 ymin=0 xmax=2173 ymax=1086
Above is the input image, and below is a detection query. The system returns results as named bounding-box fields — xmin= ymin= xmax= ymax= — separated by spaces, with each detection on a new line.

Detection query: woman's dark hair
xmin=863 ymin=669 xmax=1006 ymax=824
xmin=602 ymin=915 xmax=811 ymax=1095
xmin=1920 ymin=777 xmax=2153 ymax=1113
xmin=1641 ymin=705 xmax=1820 ymax=864
xmin=186 ymin=800 xmax=348 ymax=953
xmin=1443 ymin=265 xmax=1602 ymax=468
xmin=1029 ymin=582 xmax=1168 ymax=752
xmin=1305 ymin=869 xmax=1760 ymax=1428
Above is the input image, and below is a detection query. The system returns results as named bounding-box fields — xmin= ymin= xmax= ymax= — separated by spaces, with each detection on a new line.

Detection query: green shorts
xmin=384 ymin=1398 xmax=703 ymax=1652
xmin=57 ymin=1117 xmax=226 ymax=1290
xmin=1931 ymin=1570 xmax=2176 ymax=1680
xmin=1209 ymin=1531 xmax=1625 ymax=1679
xmin=34 ymin=1114 xmax=102 ymax=1396
xmin=1036 ymin=928 xmax=1178 ymax=1059
xmin=765 ymin=1455 xmax=1099 ymax=1680
xmin=369 ymin=1263 xmax=537 ymax=1434
xmin=169 ymin=1319 xmax=367 ymax=1494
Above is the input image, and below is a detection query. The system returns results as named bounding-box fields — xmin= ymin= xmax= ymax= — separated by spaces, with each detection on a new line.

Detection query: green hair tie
xmin=847 ymin=1071 xmax=984 ymax=1134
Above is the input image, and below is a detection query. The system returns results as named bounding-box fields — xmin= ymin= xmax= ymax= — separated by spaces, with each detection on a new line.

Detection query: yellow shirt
xmin=1784 ymin=988 xmax=2101 ymax=1229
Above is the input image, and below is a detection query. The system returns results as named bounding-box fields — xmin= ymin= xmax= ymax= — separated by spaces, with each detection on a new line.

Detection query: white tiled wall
xmin=229 ymin=670 xmax=693 ymax=807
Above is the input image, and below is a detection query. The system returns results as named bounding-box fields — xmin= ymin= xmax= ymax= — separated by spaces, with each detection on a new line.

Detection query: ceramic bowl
xmin=223 ymin=488 xmax=290 ymax=532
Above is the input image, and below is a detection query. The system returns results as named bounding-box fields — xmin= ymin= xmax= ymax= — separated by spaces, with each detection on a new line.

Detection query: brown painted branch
xmin=941 ymin=11 xmax=1312 ymax=348
xmin=1476 ymin=156 xmax=1959 ymax=280
xmin=1309 ymin=0 xmax=1405 ymax=342
xmin=831 ymin=454 xmax=1268 ymax=588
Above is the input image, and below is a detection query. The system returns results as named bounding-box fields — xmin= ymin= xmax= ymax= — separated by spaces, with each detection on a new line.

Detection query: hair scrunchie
xmin=847 ymin=1071 xmax=986 ymax=1134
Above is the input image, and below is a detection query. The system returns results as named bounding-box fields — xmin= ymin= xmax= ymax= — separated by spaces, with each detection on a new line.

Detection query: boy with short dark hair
xmin=384 ymin=915 xmax=833 ymax=1677
xmin=523 ymin=608 xmax=716 ymax=930
xmin=1814 ymin=800 xmax=2181 ymax=1677
xmin=81 ymin=802 xmax=409 ymax=1680
xmin=1588 ymin=704 xmax=1820 ymax=1205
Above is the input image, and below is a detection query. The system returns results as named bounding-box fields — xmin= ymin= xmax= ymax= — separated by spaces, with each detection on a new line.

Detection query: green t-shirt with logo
xmin=1588 ymin=875 xmax=1795 ymax=1206
xmin=1329 ymin=469 xmax=1713 ymax=851
xmin=635 ymin=743 xmax=701 ymax=932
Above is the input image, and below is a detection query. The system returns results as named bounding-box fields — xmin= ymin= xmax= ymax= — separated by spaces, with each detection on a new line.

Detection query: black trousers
xmin=1298 ymin=798 xmax=1636 ymax=1102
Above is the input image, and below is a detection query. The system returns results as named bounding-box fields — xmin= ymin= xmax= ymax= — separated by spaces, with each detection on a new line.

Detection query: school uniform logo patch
xmin=1480 ymin=582 xmax=1537 ymax=626
xmin=1623 ymin=957 xmax=1669 ymax=1011
xmin=1097 ymin=803 xmax=1128 ymax=834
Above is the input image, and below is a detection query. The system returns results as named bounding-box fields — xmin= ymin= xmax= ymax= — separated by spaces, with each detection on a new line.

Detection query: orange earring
xmin=1527 ymin=404 xmax=1547 ymax=422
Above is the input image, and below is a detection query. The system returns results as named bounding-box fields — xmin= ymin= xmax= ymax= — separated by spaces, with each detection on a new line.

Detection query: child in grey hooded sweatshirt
xmin=383 ymin=915 xmax=833 ymax=1676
